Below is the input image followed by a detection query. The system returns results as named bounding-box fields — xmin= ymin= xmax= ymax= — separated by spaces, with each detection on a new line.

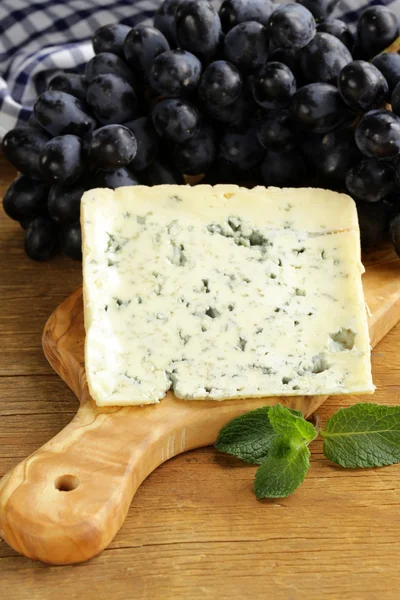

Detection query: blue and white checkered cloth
xmin=1 ymin=0 xmax=399 ymax=137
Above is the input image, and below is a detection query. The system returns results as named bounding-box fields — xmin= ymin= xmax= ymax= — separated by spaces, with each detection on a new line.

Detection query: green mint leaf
xmin=215 ymin=407 xmax=276 ymax=464
xmin=321 ymin=403 xmax=400 ymax=468
xmin=254 ymin=436 xmax=311 ymax=499
xmin=269 ymin=404 xmax=317 ymax=446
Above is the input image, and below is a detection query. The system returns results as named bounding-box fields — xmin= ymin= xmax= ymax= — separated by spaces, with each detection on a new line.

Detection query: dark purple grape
xmin=349 ymin=43 xmax=364 ymax=61
xmin=391 ymin=81 xmax=400 ymax=117
xmin=175 ymin=0 xmax=222 ymax=60
xmin=394 ymin=156 xmax=400 ymax=188
xmin=3 ymin=127 xmax=50 ymax=178
xmin=87 ymin=125 xmax=137 ymax=169
xmin=291 ymin=83 xmax=348 ymax=133
xmin=261 ymin=149 xmax=307 ymax=186
xmin=149 ymin=50 xmax=202 ymax=97
xmin=355 ymin=110 xmax=400 ymax=159
xmin=61 ymin=223 xmax=82 ymax=260
xmin=48 ymin=181 xmax=84 ymax=223
xmin=173 ymin=125 xmax=216 ymax=174
xmin=154 ymin=0 xmax=184 ymax=45
xmin=27 ymin=113 xmax=45 ymax=131
xmin=357 ymin=201 xmax=390 ymax=249
xmin=123 ymin=117 xmax=159 ymax=171
xmin=48 ymin=72 xmax=88 ymax=103
xmin=269 ymin=47 xmax=303 ymax=82
xmin=40 ymin=135 xmax=84 ymax=185
xmin=338 ymin=61 xmax=388 ymax=111
xmin=346 ymin=159 xmax=394 ymax=202
xmin=123 ymin=25 xmax=169 ymax=73
xmin=372 ymin=53 xmax=400 ymax=93
xmin=34 ymin=91 xmax=96 ymax=137
xmin=151 ymin=98 xmax=199 ymax=143
xmin=140 ymin=160 xmax=184 ymax=185
xmin=199 ymin=60 xmax=242 ymax=107
xmin=91 ymin=168 xmax=140 ymax=189
xmin=20 ymin=219 xmax=35 ymax=230
xmin=3 ymin=175 xmax=48 ymax=221
xmin=295 ymin=0 xmax=340 ymax=20
xmin=267 ymin=4 xmax=316 ymax=50
xmin=24 ymin=216 xmax=58 ymax=261
xmin=300 ymin=33 xmax=352 ymax=84
xmin=85 ymin=52 xmax=134 ymax=85
xmin=219 ymin=0 xmax=274 ymax=32
xmin=219 ymin=125 xmax=264 ymax=169
xmin=257 ymin=109 xmax=295 ymax=151
xmin=251 ymin=62 xmax=296 ymax=109
xmin=86 ymin=74 xmax=137 ymax=124
xmin=316 ymin=18 xmax=354 ymax=50
xmin=390 ymin=212 xmax=400 ymax=256
xmin=202 ymin=158 xmax=240 ymax=184
xmin=223 ymin=21 xmax=268 ymax=72
xmin=92 ymin=23 xmax=131 ymax=57
xmin=357 ymin=6 xmax=399 ymax=59
xmin=384 ymin=190 xmax=400 ymax=214
xmin=301 ymin=126 xmax=361 ymax=181
xmin=204 ymin=90 xmax=249 ymax=124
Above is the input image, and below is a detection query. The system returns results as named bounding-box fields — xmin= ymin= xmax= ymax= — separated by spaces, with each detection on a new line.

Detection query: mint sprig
xmin=322 ymin=404 xmax=400 ymax=468
xmin=254 ymin=438 xmax=310 ymax=499
xmin=268 ymin=403 xmax=317 ymax=446
xmin=214 ymin=407 xmax=275 ymax=464
xmin=214 ymin=406 xmax=311 ymax=464
xmin=215 ymin=403 xmax=400 ymax=500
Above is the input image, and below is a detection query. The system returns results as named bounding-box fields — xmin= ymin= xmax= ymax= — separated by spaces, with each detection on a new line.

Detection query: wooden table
xmin=1 ymin=153 xmax=400 ymax=600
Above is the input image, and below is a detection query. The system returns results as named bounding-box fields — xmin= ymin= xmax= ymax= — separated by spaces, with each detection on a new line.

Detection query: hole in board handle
xmin=54 ymin=474 xmax=80 ymax=492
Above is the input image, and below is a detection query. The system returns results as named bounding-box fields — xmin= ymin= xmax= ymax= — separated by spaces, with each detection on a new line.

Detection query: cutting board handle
xmin=1 ymin=386 xmax=309 ymax=565
xmin=0 ymin=389 xmax=221 ymax=564
xmin=0 ymin=400 xmax=159 ymax=564
xmin=0 ymin=395 xmax=202 ymax=564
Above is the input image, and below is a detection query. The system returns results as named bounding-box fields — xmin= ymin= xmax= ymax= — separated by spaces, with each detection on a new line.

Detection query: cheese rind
xmin=82 ymin=185 xmax=373 ymax=406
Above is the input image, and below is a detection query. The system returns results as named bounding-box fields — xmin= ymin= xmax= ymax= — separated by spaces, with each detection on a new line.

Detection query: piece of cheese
xmin=81 ymin=185 xmax=373 ymax=407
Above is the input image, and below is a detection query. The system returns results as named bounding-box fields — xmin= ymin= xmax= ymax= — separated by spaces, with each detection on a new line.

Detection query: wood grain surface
xmin=2 ymin=247 xmax=400 ymax=567
xmin=1 ymin=154 xmax=400 ymax=598
xmin=0 ymin=288 xmax=361 ymax=565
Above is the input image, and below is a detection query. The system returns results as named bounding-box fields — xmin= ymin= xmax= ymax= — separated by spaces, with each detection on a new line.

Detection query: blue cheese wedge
xmin=81 ymin=185 xmax=373 ymax=406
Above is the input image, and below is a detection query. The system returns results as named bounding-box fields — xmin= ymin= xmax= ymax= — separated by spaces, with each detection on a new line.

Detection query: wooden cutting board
xmin=0 ymin=246 xmax=400 ymax=566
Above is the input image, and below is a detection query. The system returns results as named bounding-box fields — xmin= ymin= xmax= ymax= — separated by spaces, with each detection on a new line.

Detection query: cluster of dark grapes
xmin=3 ymin=0 xmax=400 ymax=261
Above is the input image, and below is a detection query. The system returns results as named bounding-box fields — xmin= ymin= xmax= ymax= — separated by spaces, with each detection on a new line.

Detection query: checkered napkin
xmin=0 ymin=0 xmax=399 ymax=137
